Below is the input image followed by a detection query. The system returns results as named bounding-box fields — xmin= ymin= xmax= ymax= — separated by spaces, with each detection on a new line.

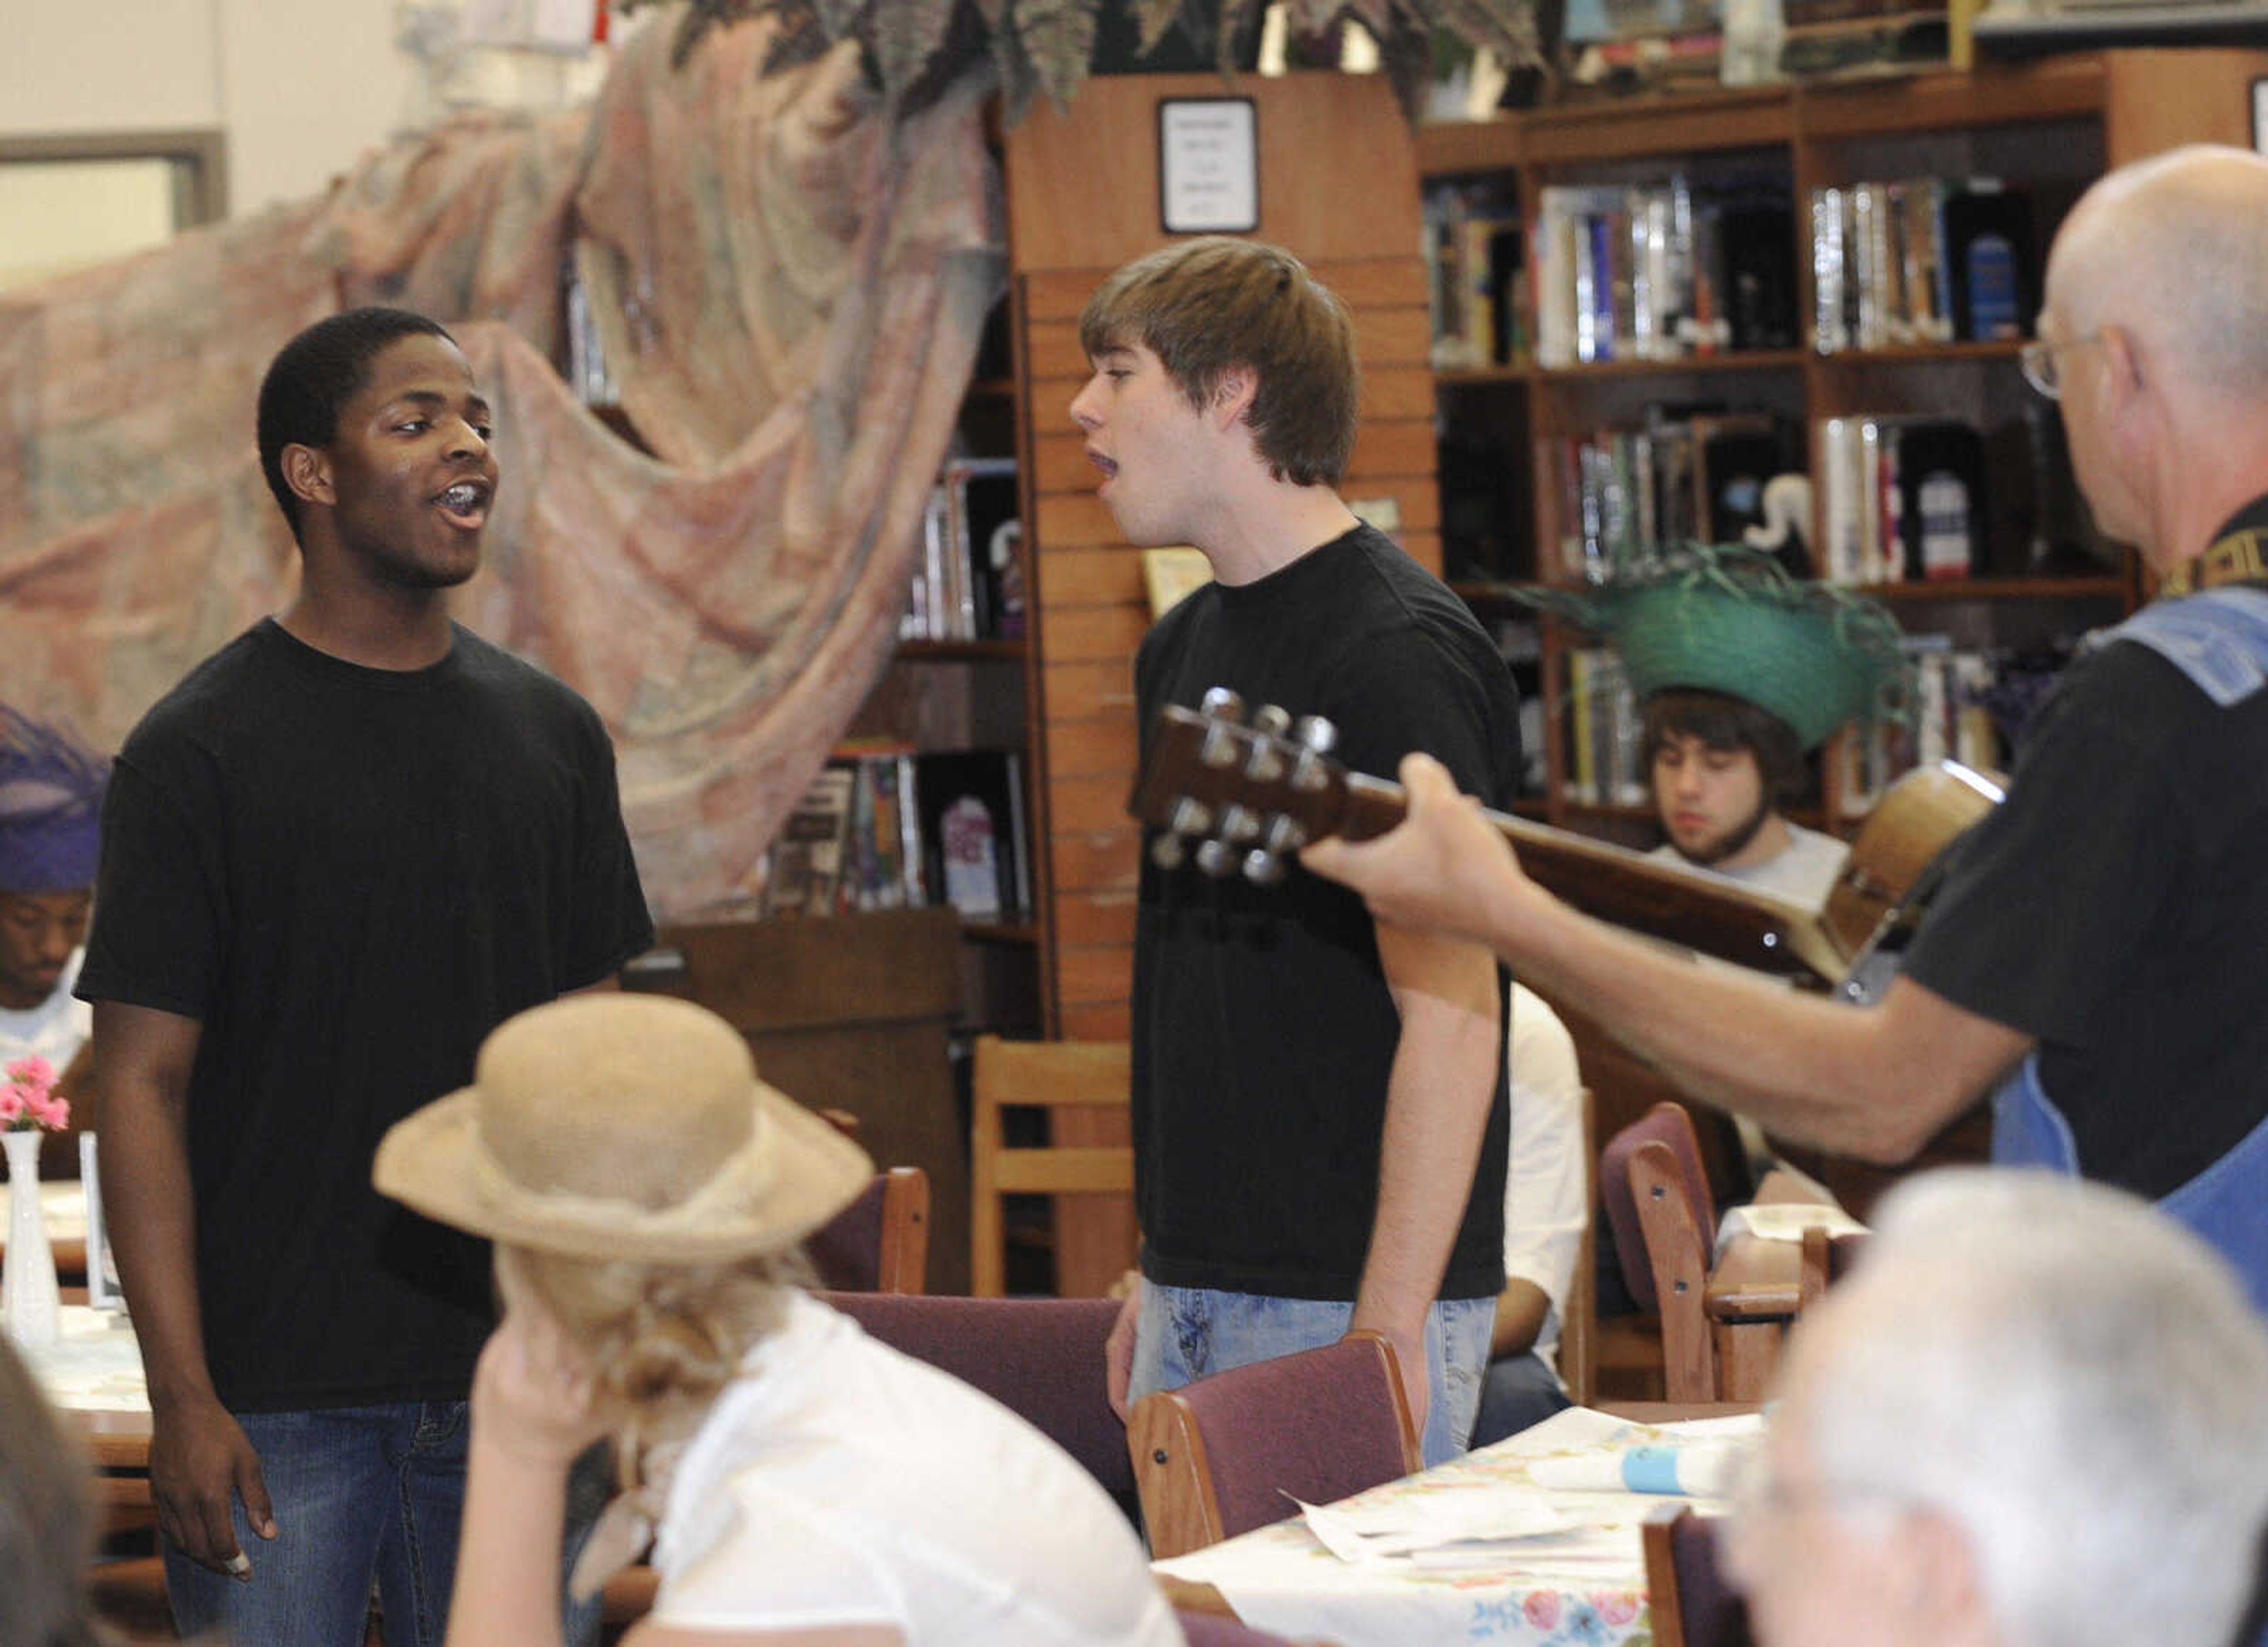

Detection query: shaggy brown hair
xmin=1078 ymin=236 xmax=1360 ymax=486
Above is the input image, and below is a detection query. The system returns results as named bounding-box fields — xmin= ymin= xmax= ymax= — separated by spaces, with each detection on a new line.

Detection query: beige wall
xmin=3 ymin=0 xmax=421 ymax=217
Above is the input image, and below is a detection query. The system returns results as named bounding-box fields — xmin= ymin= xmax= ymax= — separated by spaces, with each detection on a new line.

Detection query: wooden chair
xmin=1601 ymin=1101 xmax=1719 ymax=1402
xmin=1556 ymin=1087 xmax=1599 ymax=1407
xmin=805 ymin=1166 xmax=930 ymax=1294
xmin=969 ymin=1035 xmax=1135 ymax=1297
xmin=1795 ymin=1225 xmax=1869 ymax=1315
xmin=1643 ymin=1504 xmax=1755 ymax=1647
xmin=1128 ymin=1330 xmax=1421 ymax=1559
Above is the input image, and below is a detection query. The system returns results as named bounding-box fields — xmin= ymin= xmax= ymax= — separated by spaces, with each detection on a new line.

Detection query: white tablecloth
xmin=1153 ymin=1406 xmax=1758 ymax=1647
xmin=18 ymin=1303 xmax=146 ymax=1412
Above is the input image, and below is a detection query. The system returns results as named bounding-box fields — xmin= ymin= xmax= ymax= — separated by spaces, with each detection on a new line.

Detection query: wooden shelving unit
xmin=1420 ymin=47 xmax=2268 ymax=832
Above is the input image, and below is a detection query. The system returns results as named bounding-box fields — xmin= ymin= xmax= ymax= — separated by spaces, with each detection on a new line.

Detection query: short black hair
xmin=256 ymin=307 xmax=455 ymax=543
xmin=1644 ymin=688 xmax=1808 ymax=807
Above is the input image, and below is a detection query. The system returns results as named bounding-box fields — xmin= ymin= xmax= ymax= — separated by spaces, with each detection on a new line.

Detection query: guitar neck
xmin=1335 ymin=772 xmax=1846 ymax=984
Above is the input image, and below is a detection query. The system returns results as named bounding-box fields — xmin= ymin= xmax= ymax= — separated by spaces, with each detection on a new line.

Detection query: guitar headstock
xmin=1126 ymin=689 xmax=1354 ymax=885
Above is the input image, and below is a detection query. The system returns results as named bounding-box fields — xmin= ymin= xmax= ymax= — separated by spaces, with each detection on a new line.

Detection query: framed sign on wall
xmin=1157 ymin=97 xmax=1259 ymax=235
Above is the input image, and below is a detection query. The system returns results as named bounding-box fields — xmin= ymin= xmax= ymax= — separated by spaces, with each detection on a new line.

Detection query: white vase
xmin=2 ymin=1129 xmax=59 ymax=1349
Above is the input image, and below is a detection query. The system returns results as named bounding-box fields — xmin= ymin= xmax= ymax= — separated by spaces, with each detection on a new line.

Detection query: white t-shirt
xmin=1503 ymin=984 xmax=1587 ymax=1373
xmin=653 ymin=1293 xmax=1183 ymax=1647
xmin=0 ymin=947 xmax=90 ymax=1069
xmin=1648 ymin=820 xmax=1849 ymax=911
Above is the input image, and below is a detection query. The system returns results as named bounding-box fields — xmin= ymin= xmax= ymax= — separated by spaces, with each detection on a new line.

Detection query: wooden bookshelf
xmin=1420 ymin=47 xmax=2268 ymax=831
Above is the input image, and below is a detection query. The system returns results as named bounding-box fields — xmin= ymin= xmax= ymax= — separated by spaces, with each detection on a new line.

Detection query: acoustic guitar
xmin=1128 ymin=691 xmax=2005 ymax=990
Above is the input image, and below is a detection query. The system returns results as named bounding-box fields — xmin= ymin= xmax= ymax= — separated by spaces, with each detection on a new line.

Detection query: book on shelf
xmin=901 ymin=458 xmax=1023 ymax=642
xmin=760 ymin=763 xmax=859 ymax=917
xmin=1542 ymin=408 xmax=1798 ymax=579
xmin=1423 ymin=182 xmax=1526 ymax=370
xmin=1563 ymin=647 xmax=1648 ymax=808
xmin=1811 ymin=177 xmax=2034 ymax=353
xmin=1534 ymin=175 xmax=1796 ymax=368
xmin=913 ymin=749 xmax=1030 ymax=924
xmin=1839 ymin=637 xmax=2006 ymax=817
xmin=1817 ymin=413 xmax=1985 ymax=584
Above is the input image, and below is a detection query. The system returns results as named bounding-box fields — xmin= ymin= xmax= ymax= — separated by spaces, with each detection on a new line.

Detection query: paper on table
xmin=1716 ymin=1201 xmax=1867 ymax=1257
xmin=1292 ymin=1487 xmax=1577 ymax=1563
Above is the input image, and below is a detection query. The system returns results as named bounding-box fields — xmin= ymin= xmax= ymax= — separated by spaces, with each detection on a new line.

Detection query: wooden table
xmin=1151 ymin=1403 xmax=1761 ymax=1646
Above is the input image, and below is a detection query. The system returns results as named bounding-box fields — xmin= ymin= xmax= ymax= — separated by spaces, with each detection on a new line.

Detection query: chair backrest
xmin=1128 ymin=1330 xmax=1422 ymax=1559
xmin=969 ymin=1033 xmax=1135 ymax=1297
xmin=1601 ymin=1101 xmax=1719 ymax=1401
xmin=1559 ymin=1085 xmax=1599 ymax=1408
xmin=1795 ymin=1225 xmax=1870 ymax=1316
xmin=1642 ymin=1504 xmax=1755 ymax=1647
xmin=822 ymin=1290 xmax=1135 ymax=1511
xmin=806 ymin=1166 xmax=930 ymax=1294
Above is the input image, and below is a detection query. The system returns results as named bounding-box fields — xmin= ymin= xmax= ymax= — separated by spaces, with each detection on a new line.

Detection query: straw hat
xmin=373 ymin=993 xmax=872 ymax=1263
xmin=1521 ymin=545 xmax=1907 ymax=751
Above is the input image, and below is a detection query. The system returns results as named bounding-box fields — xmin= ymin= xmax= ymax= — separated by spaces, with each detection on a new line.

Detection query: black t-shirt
xmin=79 ymin=620 xmax=655 ymax=1410
xmin=1131 ymin=523 xmax=1522 ymax=1301
xmin=1902 ymin=601 xmax=2268 ymax=1199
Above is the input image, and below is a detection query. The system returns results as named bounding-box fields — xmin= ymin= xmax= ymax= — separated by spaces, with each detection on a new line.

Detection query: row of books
xmin=1424 ymin=183 xmax=1527 ymax=370
xmin=1539 ymin=411 xmax=1794 ymax=581
xmin=761 ymin=744 xmax=1032 ymax=923
xmin=1810 ymin=178 xmax=2035 ymax=354
xmin=1816 ymin=414 xmax=1986 ymax=585
xmin=902 ymin=458 xmax=1026 ymax=643
xmin=1836 ymin=638 xmax=2008 ymax=817
xmin=1532 ymin=178 xmax=1800 ymax=368
xmin=1561 ymin=647 xmax=1651 ymax=808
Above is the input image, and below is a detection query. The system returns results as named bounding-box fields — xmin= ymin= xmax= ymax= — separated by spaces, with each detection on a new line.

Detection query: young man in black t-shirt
xmin=1075 ymin=237 xmax=1522 ymax=1463
xmin=80 ymin=308 xmax=653 ymax=1647
xmin=1305 ymin=146 xmax=2268 ymax=1315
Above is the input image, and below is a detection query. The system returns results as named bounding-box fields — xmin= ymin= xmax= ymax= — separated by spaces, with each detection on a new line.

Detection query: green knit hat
xmin=1519 ymin=547 xmax=1908 ymax=751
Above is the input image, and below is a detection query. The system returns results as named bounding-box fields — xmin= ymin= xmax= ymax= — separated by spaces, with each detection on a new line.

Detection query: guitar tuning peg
xmin=1292 ymin=716 xmax=1338 ymax=754
xmin=1150 ymin=833 xmax=1188 ymax=872
xmin=1252 ymin=705 xmax=1292 ymax=738
xmin=1218 ymin=804 xmax=1262 ymax=846
xmin=1194 ymin=839 xmax=1237 ymax=879
xmin=1264 ymin=815 xmax=1308 ymax=854
xmin=1199 ymin=687 xmax=1247 ymax=723
xmin=1169 ymin=798 xmax=1215 ymax=837
xmin=1243 ymin=849 xmax=1287 ymax=886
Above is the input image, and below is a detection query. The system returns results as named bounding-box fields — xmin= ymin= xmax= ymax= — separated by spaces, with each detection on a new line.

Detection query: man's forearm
xmin=101 ymin=1074 xmax=217 ymax=1409
xmin=1351 ymin=961 xmax=1501 ymax=1341
xmin=1505 ymin=896 xmax=2012 ymax=1162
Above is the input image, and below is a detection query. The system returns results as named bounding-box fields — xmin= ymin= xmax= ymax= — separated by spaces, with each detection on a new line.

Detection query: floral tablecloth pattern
xmin=1153 ymin=1405 xmax=1756 ymax=1647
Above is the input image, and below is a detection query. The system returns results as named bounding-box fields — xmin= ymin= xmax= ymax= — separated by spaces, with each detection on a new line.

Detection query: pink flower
xmin=0 ymin=1088 xmax=21 ymax=1127
xmin=35 ymin=1094 xmax=69 ymax=1131
xmin=5 ymin=1055 xmax=56 ymax=1092
xmin=1524 ymin=1591 xmax=1562 ymax=1630
xmin=1593 ymin=1590 xmax=1641 ymax=1626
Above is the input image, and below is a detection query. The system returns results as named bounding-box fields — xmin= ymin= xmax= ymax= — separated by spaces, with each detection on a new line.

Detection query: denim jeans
xmin=1468 ymin=1350 xmax=1573 ymax=1450
xmin=1128 ymin=1283 xmax=1495 ymax=1467
xmin=162 ymin=1403 xmax=605 ymax=1647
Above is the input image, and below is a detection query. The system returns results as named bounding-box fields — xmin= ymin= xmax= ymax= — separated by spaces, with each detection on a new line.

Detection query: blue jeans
xmin=1469 ymin=1351 xmax=1573 ymax=1450
xmin=162 ymin=1403 xmax=605 ymax=1647
xmin=1128 ymin=1283 xmax=1495 ymax=1467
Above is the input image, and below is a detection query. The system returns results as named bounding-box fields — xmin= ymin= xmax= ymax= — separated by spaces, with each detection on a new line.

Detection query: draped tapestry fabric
xmin=0 ymin=12 xmax=1005 ymax=921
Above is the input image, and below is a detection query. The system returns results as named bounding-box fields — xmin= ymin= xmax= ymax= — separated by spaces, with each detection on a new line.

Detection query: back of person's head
xmin=256 ymin=306 xmax=456 ymax=543
xmin=0 ymin=707 xmax=109 ymax=897
xmin=2055 ymin=145 xmax=2268 ymax=406
xmin=1642 ymin=689 xmax=1806 ymax=807
xmin=1077 ymin=236 xmax=1358 ymax=486
xmin=0 ymin=1336 xmax=106 ymax=1647
xmin=1798 ymin=1169 xmax=2268 ymax=1647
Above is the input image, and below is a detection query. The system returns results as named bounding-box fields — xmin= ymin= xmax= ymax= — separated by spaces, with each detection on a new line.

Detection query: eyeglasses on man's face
xmin=2021 ymin=330 xmax=2107 ymax=399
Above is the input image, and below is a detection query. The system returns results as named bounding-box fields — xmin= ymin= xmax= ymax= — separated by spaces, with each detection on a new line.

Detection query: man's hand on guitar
xmin=1302 ymin=753 xmax=1534 ymax=947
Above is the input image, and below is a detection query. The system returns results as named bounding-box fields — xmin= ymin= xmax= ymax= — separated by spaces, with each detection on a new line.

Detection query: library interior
xmin=6 ymin=4 xmax=2268 ymax=1646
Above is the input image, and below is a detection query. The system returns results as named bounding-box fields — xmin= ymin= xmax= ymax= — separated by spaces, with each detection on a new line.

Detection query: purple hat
xmin=0 ymin=708 xmax=110 ymax=895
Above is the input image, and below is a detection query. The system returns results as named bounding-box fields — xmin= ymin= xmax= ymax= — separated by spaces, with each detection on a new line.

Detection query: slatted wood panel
xmin=1003 ymin=72 xmax=1433 ymax=1038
